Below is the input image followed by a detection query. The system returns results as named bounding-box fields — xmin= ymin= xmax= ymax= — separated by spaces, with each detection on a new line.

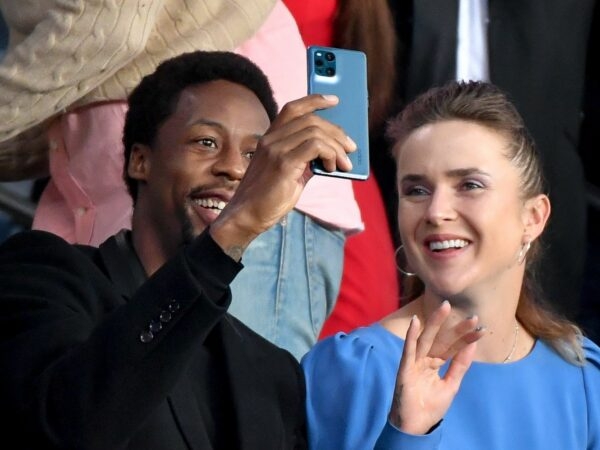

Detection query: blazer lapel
xmin=97 ymin=230 xmax=147 ymax=299
xmin=98 ymin=232 xmax=284 ymax=448
xmin=168 ymin=378 xmax=213 ymax=450
xmin=166 ymin=317 xmax=281 ymax=450
xmin=220 ymin=316 xmax=283 ymax=450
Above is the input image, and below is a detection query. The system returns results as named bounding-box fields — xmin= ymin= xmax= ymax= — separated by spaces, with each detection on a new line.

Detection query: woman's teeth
xmin=429 ymin=239 xmax=469 ymax=251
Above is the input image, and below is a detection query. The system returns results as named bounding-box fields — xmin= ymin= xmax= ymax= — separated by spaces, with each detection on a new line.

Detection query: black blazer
xmin=386 ymin=0 xmax=596 ymax=317
xmin=0 ymin=230 xmax=306 ymax=449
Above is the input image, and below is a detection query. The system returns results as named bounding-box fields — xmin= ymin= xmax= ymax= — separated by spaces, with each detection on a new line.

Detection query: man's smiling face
xmin=130 ymin=79 xmax=271 ymax=255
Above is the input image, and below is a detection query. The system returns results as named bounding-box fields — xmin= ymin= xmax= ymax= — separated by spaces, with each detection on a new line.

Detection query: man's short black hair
xmin=123 ymin=50 xmax=278 ymax=201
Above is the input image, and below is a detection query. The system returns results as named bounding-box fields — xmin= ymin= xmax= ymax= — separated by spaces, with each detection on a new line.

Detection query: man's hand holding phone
xmin=210 ymin=94 xmax=356 ymax=254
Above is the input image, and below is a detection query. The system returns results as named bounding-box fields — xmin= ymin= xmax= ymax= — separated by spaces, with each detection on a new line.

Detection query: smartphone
xmin=307 ymin=46 xmax=370 ymax=180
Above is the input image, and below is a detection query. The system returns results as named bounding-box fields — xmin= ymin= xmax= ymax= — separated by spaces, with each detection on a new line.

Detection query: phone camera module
xmin=313 ymin=50 xmax=336 ymax=77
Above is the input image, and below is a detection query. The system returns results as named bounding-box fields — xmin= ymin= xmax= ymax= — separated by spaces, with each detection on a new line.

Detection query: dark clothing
xmin=0 ymin=229 xmax=306 ymax=449
xmin=578 ymin=0 xmax=600 ymax=342
xmin=380 ymin=0 xmax=595 ymax=319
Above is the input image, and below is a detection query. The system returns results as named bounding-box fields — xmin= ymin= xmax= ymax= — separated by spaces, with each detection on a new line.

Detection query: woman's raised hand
xmin=388 ymin=301 xmax=485 ymax=435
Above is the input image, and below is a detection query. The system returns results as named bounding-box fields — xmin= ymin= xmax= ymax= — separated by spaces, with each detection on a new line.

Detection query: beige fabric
xmin=0 ymin=0 xmax=277 ymax=180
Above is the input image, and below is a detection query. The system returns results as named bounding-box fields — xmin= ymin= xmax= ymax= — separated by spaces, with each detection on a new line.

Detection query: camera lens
xmin=325 ymin=52 xmax=335 ymax=61
xmin=326 ymin=68 xmax=335 ymax=76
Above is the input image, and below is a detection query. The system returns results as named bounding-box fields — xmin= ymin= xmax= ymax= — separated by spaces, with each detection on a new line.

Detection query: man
xmin=0 ymin=51 xmax=354 ymax=449
xmin=0 ymin=1 xmax=361 ymax=361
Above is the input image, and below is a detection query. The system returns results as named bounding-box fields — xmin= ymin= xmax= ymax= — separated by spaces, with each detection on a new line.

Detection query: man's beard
xmin=180 ymin=209 xmax=198 ymax=247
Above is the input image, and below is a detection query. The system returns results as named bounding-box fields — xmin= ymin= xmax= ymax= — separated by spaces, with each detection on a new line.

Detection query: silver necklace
xmin=502 ymin=322 xmax=520 ymax=363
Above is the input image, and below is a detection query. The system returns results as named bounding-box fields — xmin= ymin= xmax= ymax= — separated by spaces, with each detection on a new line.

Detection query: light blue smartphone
xmin=307 ymin=46 xmax=370 ymax=180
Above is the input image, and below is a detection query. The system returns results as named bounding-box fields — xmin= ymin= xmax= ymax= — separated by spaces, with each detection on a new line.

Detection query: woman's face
xmin=395 ymin=119 xmax=544 ymax=298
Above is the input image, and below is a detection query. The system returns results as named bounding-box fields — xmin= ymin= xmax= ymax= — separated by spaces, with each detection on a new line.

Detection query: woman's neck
xmin=417 ymin=290 xmax=533 ymax=364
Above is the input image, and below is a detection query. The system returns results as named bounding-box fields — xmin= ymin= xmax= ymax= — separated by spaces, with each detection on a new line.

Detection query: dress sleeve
xmin=302 ymin=328 xmax=443 ymax=450
xmin=375 ymin=421 xmax=442 ymax=450
xmin=583 ymin=338 xmax=600 ymax=449
xmin=0 ymin=230 xmax=241 ymax=448
xmin=302 ymin=330 xmax=397 ymax=449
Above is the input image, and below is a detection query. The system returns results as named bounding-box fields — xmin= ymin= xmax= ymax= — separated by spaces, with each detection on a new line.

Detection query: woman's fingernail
xmin=322 ymin=94 xmax=338 ymax=102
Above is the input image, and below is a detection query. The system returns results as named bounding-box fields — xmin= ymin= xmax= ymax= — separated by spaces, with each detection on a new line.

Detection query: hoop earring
xmin=395 ymin=245 xmax=416 ymax=277
xmin=517 ymin=241 xmax=531 ymax=265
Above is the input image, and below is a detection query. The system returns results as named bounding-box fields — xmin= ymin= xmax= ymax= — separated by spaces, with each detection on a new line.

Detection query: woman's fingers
xmin=401 ymin=315 xmax=420 ymax=367
xmin=436 ymin=326 xmax=486 ymax=360
xmin=391 ymin=302 xmax=486 ymax=435
xmin=429 ymin=316 xmax=485 ymax=360
xmin=443 ymin=341 xmax=478 ymax=388
xmin=416 ymin=301 xmax=486 ymax=360
xmin=415 ymin=300 xmax=451 ymax=358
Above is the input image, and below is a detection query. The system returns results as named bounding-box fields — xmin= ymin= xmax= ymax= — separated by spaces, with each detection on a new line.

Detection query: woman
xmin=301 ymin=80 xmax=600 ymax=449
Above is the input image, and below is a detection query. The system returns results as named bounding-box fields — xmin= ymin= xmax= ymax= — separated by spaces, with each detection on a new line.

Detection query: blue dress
xmin=301 ymin=323 xmax=600 ymax=449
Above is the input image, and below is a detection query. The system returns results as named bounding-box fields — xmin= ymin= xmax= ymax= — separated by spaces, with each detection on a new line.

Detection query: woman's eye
xmin=402 ymin=185 xmax=430 ymax=196
xmin=462 ymin=180 xmax=484 ymax=190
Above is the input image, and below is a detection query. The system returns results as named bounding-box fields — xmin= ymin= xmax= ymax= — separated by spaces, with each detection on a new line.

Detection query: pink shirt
xmin=33 ymin=102 xmax=131 ymax=245
xmin=32 ymin=1 xmax=363 ymax=246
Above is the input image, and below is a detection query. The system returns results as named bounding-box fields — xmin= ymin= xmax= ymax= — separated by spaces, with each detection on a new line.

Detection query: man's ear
xmin=523 ymin=194 xmax=551 ymax=241
xmin=127 ymin=143 xmax=151 ymax=181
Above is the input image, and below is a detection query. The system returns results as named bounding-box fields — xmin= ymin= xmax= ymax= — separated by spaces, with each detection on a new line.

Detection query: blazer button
xmin=159 ymin=310 xmax=172 ymax=323
xmin=168 ymin=300 xmax=180 ymax=312
xmin=149 ymin=319 xmax=163 ymax=333
xmin=140 ymin=330 xmax=154 ymax=343
xmin=160 ymin=310 xmax=172 ymax=323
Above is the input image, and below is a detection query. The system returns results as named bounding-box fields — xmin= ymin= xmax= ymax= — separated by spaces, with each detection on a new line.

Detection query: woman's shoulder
xmin=378 ymin=302 xmax=419 ymax=339
xmin=310 ymin=322 xmax=403 ymax=351
xmin=579 ymin=337 xmax=600 ymax=430
xmin=302 ymin=323 xmax=404 ymax=375
xmin=301 ymin=323 xmax=402 ymax=422
xmin=583 ymin=336 xmax=600 ymax=367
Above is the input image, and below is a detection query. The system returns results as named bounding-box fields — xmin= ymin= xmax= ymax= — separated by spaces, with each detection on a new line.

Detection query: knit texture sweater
xmin=0 ymin=0 xmax=276 ymax=179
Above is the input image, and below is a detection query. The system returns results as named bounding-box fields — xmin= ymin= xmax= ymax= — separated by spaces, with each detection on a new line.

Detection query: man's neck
xmin=130 ymin=213 xmax=170 ymax=277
